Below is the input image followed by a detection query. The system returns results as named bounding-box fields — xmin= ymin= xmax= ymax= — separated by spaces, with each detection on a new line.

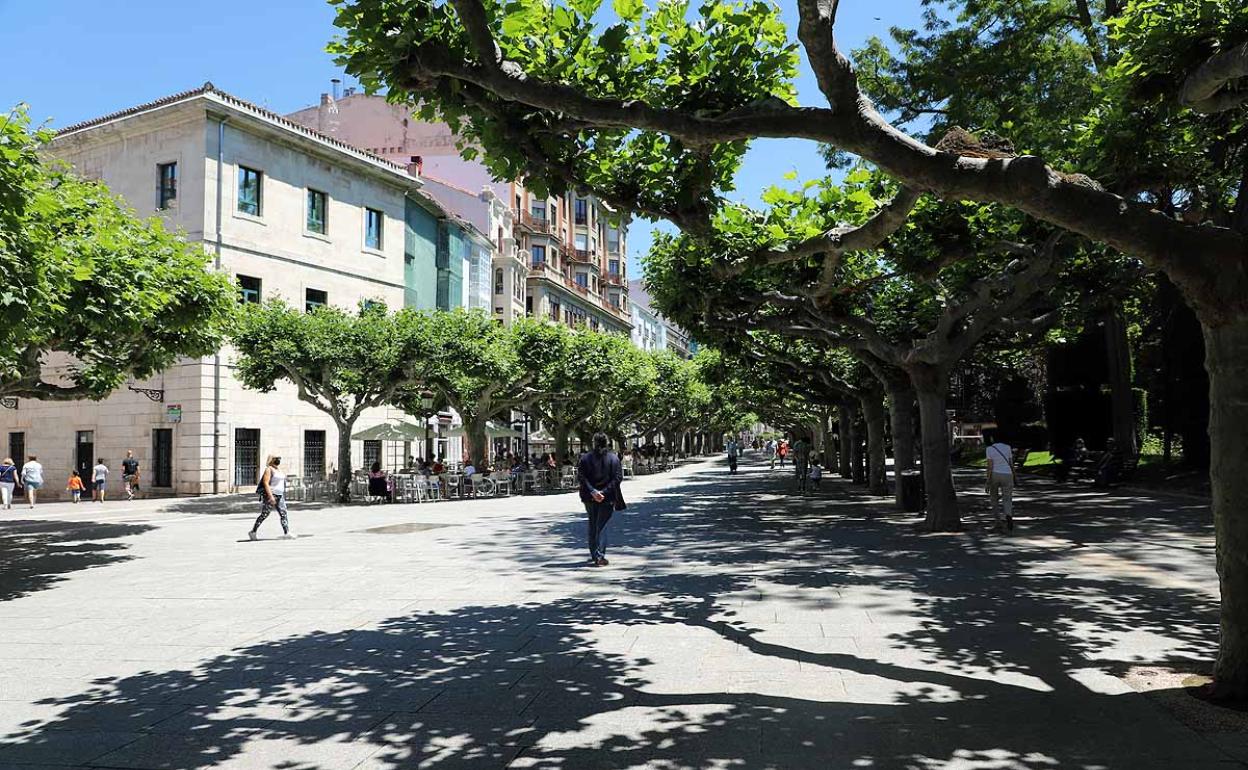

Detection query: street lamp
xmin=421 ymin=391 xmax=435 ymax=461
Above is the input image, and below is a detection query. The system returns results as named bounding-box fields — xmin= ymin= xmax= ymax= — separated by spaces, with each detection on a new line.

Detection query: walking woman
xmin=249 ymin=455 xmax=293 ymax=541
xmin=20 ymin=455 xmax=43 ymax=508
xmin=0 ymin=457 xmax=18 ymax=510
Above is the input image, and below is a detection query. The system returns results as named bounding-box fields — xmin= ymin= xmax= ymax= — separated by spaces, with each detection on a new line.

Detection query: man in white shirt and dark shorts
xmin=984 ymin=430 xmax=1015 ymax=532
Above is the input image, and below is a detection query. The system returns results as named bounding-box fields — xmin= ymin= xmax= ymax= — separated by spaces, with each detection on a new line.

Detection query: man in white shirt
xmin=984 ymin=431 xmax=1014 ymax=532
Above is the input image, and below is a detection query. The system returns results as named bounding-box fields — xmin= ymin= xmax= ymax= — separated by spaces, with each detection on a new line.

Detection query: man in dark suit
xmin=578 ymin=432 xmax=625 ymax=567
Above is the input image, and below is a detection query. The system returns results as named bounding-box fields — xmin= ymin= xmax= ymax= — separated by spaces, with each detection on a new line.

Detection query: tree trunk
xmin=1104 ymin=303 xmax=1139 ymax=457
xmin=554 ymin=423 xmax=571 ymax=465
xmin=850 ymin=414 xmax=865 ymax=485
xmin=335 ymin=419 xmax=354 ymax=503
xmin=464 ymin=416 xmax=489 ymax=467
xmin=838 ymin=403 xmax=853 ymax=478
xmin=887 ymin=385 xmax=918 ymax=507
xmin=861 ymin=394 xmax=888 ymax=495
xmin=912 ymin=367 xmax=960 ymax=531
xmin=1207 ymin=317 xmax=1248 ymax=698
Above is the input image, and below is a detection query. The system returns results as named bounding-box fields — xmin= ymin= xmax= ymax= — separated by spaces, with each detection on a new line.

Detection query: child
xmin=66 ymin=470 xmax=85 ymax=503
xmin=808 ymin=460 xmax=823 ymax=490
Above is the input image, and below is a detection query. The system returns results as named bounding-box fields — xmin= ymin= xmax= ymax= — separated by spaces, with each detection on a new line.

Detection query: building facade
xmin=628 ymin=280 xmax=694 ymax=359
xmin=0 ymin=84 xmax=464 ymax=496
xmin=287 ymin=90 xmax=631 ymax=333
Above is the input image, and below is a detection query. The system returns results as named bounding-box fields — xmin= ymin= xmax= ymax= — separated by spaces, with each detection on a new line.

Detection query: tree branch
xmin=1181 ymin=40 xmax=1248 ymax=114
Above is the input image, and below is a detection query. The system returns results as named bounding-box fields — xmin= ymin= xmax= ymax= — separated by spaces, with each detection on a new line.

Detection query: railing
xmin=567 ymin=248 xmax=599 ymax=266
xmin=606 ymin=272 xmax=626 ymax=286
xmin=516 ymin=211 xmax=553 ymax=234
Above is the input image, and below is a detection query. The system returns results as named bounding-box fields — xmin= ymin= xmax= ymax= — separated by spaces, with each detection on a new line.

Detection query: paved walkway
xmin=0 ymin=453 xmax=1239 ymax=769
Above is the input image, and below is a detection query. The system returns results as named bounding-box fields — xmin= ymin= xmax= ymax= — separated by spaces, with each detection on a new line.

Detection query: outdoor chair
xmin=494 ymin=475 xmax=513 ymax=496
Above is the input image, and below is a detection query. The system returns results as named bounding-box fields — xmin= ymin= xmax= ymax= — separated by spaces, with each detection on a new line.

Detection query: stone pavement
xmin=0 ymin=453 xmax=1240 ymax=769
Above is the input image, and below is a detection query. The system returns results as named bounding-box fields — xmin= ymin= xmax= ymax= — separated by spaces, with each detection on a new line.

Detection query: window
xmin=303 ymin=430 xmax=326 ymax=481
xmin=607 ymin=227 xmax=620 ymax=252
xmin=575 ymin=273 xmax=588 ymax=288
xmin=363 ymin=440 xmax=382 ymax=469
xmin=494 ymin=268 xmax=504 ymax=294
xmin=609 ymin=259 xmax=620 ymax=276
xmin=306 ymin=189 xmax=327 ymax=234
xmin=305 ymin=288 xmax=327 ymax=312
xmin=515 ymin=193 xmax=521 ymax=212
xmin=574 ymin=198 xmax=588 ymax=225
xmin=514 ymin=277 xmax=523 ymax=301
xmin=531 ymin=245 xmax=546 ymax=266
xmin=237 ymin=166 xmax=262 ymax=216
xmin=364 ymin=208 xmax=384 ymax=250
xmin=575 ymin=233 xmax=588 ymax=250
xmin=550 ymin=300 xmax=560 ymax=322
xmin=238 ymin=275 xmax=261 ymax=304
xmin=526 ymin=296 xmax=533 ymax=316
xmin=531 ymin=200 xmax=546 ymax=222
xmin=157 ymin=162 xmax=177 ymax=209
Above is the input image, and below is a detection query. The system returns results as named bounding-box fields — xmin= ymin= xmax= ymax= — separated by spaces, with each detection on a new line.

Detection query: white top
xmin=265 ymin=467 xmax=286 ymax=496
xmin=21 ymin=460 xmax=43 ymax=484
xmin=986 ymin=443 xmax=1014 ymax=476
xmin=93 ymin=463 xmax=108 ymax=481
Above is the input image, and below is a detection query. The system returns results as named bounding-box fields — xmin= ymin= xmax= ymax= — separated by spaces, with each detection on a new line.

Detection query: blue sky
xmin=0 ymin=0 xmax=926 ymax=274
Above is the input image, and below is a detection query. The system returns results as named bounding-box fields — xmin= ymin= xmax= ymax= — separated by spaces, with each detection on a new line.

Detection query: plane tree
xmin=330 ymin=0 xmax=1248 ymax=696
xmin=1 ymin=106 xmax=236 ymax=402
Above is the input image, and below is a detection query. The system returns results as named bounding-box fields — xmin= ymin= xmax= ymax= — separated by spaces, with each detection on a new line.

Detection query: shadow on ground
xmin=0 ymin=520 xmax=153 ymax=602
xmin=0 ymin=456 xmax=1233 ymax=769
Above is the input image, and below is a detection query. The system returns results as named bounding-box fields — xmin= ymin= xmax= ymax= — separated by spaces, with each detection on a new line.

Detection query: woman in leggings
xmin=249 ymin=455 xmax=292 ymax=540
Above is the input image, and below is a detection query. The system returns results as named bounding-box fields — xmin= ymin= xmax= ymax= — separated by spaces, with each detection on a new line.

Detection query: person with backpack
xmin=121 ymin=450 xmax=140 ymax=501
xmin=577 ymin=433 xmax=625 ymax=567
xmin=249 ymin=455 xmax=292 ymax=541
xmin=0 ymin=457 xmax=18 ymax=510
xmin=984 ymin=430 xmax=1015 ymax=532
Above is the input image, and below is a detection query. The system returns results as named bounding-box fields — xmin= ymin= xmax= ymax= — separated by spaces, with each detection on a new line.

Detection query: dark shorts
xmin=94 ymin=479 xmax=106 ymax=491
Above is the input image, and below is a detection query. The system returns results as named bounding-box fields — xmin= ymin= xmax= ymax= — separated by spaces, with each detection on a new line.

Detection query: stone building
xmin=0 ymin=84 xmax=471 ymax=497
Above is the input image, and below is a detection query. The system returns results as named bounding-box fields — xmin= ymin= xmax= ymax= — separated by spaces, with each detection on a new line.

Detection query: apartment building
xmin=0 ymin=84 xmax=467 ymax=496
xmin=629 ymin=280 xmax=694 ymax=359
xmin=286 ymin=89 xmax=631 ymax=333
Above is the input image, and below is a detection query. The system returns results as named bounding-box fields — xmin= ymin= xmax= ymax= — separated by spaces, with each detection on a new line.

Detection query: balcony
xmin=567 ymin=248 xmax=600 ymax=267
xmin=606 ymin=272 xmax=626 ymax=286
xmin=515 ymin=211 xmax=553 ymax=234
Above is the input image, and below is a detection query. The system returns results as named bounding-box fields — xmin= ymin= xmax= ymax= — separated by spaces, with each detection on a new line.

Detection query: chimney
xmin=320 ymin=93 xmax=330 ymax=106
xmin=331 ymin=78 xmax=341 ymax=100
xmin=406 ymin=155 xmax=424 ymax=176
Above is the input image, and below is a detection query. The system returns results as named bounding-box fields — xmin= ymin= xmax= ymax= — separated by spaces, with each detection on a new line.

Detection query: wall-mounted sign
xmin=166 ymin=404 xmax=183 ymax=423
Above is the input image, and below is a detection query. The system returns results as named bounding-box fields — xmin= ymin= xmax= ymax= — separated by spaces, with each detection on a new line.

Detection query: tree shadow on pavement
xmin=0 ymin=456 xmax=1235 ymax=769
xmin=0 ymin=519 xmax=153 ymax=603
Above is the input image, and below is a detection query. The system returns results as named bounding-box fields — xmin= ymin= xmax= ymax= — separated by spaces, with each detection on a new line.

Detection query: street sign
xmin=166 ymin=404 xmax=182 ymax=423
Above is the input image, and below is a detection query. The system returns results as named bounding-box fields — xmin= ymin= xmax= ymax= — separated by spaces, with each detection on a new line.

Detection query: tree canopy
xmin=0 ymin=106 xmax=237 ymax=401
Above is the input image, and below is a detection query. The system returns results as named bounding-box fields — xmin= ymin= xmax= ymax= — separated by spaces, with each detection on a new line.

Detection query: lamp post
xmin=421 ymin=391 xmax=435 ymax=461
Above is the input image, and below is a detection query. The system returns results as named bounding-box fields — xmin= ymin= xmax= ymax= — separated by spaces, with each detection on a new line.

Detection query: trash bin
xmin=899 ymin=470 xmax=925 ymax=513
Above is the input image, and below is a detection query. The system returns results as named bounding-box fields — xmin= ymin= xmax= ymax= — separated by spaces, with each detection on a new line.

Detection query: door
xmin=363 ymin=440 xmax=382 ymax=470
xmin=75 ymin=430 xmax=94 ymax=478
xmin=7 ymin=432 xmax=24 ymax=464
xmin=303 ymin=430 xmax=326 ymax=480
xmin=151 ymin=429 xmax=173 ymax=487
xmin=234 ymin=428 xmax=260 ymax=489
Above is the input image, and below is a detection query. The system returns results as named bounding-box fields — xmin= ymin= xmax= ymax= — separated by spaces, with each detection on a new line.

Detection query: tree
xmin=331 ymin=0 xmax=1248 ymax=695
xmin=632 ymin=351 xmax=709 ymax=455
xmin=0 ymin=106 xmax=236 ymax=400
xmin=583 ymin=344 xmax=658 ymax=450
xmin=233 ymin=301 xmax=432 ymax=502
xmin=399 ymin=311 xmax=560 ymax=466
xmin=529 ymin=325 xmax=641 ymax=461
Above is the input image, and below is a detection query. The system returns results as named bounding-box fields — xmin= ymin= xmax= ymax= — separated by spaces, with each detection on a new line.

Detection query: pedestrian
xmin=0 ymin=457 xmax=18 ymax=510
xmin=249 ymin=455 xmax=292 ymax=541
xmin=726 ymin=438 xmax=740 ymax=474
xmin=777 ymin=438 xmax=789 ymax=467
xmin=66 ymin=469 xmax=85 ymax=503
xmin=808 ymin=458 xmax=823 ymax=490
xmin=21 ymin=455 xmax=44 ymax=508
xmin=766 ymin=438 xmax=777 ymax=469
xmin=92 ymin=458 xmax=109 ymax=503
xmin=121 ymin=450 xmax=140 ymax=501
xmin=984 ymin=430 xmax=1015 ymax=532
xmin=577 ymin=432 xmax=625 ymax=567
xmin=792 ymin=436 xmax=810 ymax=492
